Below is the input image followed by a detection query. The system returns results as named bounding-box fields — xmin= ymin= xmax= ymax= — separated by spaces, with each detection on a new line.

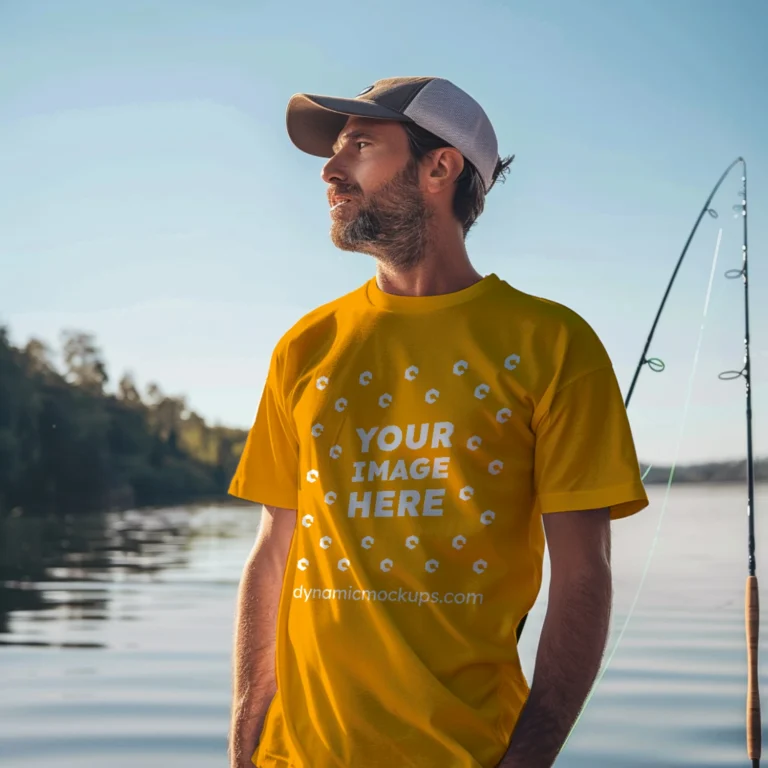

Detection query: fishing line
xmin=562 ymin=226 xmax=724 ymax=749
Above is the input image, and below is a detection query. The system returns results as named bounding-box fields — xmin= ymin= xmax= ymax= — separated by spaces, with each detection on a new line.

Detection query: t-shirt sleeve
xmin=533 ymin=364 xmax=649 ymax=521
xmin=228 ymin=348 xmax=300 ymax=510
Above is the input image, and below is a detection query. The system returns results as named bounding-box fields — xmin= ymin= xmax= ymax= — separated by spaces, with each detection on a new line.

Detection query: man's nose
xmin=321 ymin=154 xmax=347 ymax=185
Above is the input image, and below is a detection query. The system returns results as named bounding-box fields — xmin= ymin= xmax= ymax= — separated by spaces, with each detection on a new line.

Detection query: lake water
xmin=2 ymin=483 xmax=767 ymax=767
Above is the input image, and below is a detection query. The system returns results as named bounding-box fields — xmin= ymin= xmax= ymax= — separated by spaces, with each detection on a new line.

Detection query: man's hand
xmin=229 ymin=681 xmax=273 ymax=768
xmin=228 ymin=505 xmax=296 ymax=768
xmin=498 ymin=507 xmax=612 ymax=768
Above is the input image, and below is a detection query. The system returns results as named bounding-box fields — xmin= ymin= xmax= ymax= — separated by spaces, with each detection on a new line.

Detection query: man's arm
xmin=499 ymin=507 xmax=612 ymax=768
xmin=229 ymin=505 xmax=296 ymax=768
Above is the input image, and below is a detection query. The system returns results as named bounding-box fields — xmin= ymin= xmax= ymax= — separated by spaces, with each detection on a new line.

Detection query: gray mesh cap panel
xmin=402 ymin=78 xmax=499 ymax=191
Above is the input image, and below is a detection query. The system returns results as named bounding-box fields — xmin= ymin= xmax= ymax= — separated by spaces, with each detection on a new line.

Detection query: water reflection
xmin=2 ymin=488 xmax=768 ymax=766
xmin=0 ymin=503 xmax=255 ymax=648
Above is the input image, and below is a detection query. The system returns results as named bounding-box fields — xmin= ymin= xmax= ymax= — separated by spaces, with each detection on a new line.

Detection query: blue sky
xmin=1 ymin=0 xmax=766 ymax=465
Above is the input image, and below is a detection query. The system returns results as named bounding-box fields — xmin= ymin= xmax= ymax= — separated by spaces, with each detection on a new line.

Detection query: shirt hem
xmin=537 ymin=481 xmax=649 ymax=520
xmin=227 ymin=486 xmax=298 ymax=511
xmin=253 ymin=749 xmax=293 ymax=768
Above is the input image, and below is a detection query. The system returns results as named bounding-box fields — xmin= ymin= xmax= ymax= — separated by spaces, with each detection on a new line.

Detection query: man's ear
xmin=423 ymin=147 xmax=465 ymax=192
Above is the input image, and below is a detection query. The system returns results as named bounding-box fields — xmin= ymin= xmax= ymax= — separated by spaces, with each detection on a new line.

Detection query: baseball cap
xmin=286 ymin=76 xmax=500 ymax=192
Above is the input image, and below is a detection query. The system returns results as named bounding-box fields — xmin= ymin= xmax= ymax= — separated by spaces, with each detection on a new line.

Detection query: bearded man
xmin=228 ymin=77 xmax=648 ymax=768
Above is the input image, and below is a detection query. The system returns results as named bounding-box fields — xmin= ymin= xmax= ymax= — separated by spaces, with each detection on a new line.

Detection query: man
xmin=228 ymin=76 xmax=649 ymax=768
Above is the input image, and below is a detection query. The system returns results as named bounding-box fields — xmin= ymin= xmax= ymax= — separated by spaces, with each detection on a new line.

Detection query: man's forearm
xmin=228 ymin=533 xmax=287 ymax=767
xmin=500 ymin=562 xmax=613 ymax=768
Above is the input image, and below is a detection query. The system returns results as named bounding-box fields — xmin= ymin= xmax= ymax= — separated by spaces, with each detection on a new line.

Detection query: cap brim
xmin=286 ymin=93 xmax=411 ymax=158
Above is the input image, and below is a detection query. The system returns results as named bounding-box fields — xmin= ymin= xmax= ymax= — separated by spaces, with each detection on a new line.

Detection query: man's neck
xmin=374 ymin=228 xmax=484 ymax=298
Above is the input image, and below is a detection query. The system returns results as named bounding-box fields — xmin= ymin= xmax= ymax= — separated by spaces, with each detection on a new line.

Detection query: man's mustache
xmin=327 ymin=185 xmax=362 ymax=202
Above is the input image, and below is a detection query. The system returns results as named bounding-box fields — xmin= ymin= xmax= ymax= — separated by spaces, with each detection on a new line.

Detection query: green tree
xmin=117 ymin=372 xmax=142 ymax=405
xmin=23 ymin=338 xmax=57 ymax=379
xmin=61 ymin=330 xmax=109 ymax=395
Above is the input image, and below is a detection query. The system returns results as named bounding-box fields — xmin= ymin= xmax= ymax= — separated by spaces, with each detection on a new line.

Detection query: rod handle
xmin=747 ymin=575 xmax=762 ymax=760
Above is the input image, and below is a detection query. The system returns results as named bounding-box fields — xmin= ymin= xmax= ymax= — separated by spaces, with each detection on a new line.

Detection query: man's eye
xmin=357 ymin=141 xmax=370 ymax=150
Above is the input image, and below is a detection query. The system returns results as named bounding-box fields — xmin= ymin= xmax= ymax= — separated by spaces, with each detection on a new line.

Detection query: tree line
xmin=1 ymin=323 xmax=764 ymax=519
xmin=641 ymin=458 xmax=767 ymax=485
xmin=0 ymin=325 xmax=249 ymax=517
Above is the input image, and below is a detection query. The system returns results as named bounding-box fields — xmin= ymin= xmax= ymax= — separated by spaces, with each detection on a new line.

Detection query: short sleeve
xmin=228 ymin=352 xmax=300 ymax=510
xmin=534 ymin=365 xmax=649 ymax=521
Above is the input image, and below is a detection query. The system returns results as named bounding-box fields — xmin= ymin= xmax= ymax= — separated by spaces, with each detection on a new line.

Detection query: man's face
xmin=322 ymin=117 xmax=432 ymax=270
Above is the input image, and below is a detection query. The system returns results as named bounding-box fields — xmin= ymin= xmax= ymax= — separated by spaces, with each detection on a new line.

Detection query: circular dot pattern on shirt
xmin=307 ymin=353 xmax=523 ymax=577
xmin=474 ymin=384 xmax=490 ymax=399
xmin=480 ymin=510 xmax=495 ymax=526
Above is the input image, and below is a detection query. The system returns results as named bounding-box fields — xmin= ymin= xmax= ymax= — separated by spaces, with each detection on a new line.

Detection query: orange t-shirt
xmin=229 ymin=273 xmax=649 ymax=768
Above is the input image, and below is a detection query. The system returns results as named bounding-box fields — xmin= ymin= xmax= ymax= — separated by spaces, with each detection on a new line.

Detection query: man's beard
xmin=329 ymin=159 xmax=432 ymax=271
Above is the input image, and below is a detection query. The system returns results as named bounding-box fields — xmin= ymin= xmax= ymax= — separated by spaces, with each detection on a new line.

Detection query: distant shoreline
xmin=639 ymin=457 xmax=767 ymax=485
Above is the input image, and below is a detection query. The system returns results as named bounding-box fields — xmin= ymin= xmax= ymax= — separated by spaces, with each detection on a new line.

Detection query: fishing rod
xmin=625 ymin=156 xmax=746 ymax=407
xmin=727 ymin=163 xmax=761 ymax=768
xmin=554 ymin=158 xmax=759 ymax=764
xmin=621 ymin=157 xmax=759 ymax=766
xmin=721 ymin=162 xmax=760 ymax=768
